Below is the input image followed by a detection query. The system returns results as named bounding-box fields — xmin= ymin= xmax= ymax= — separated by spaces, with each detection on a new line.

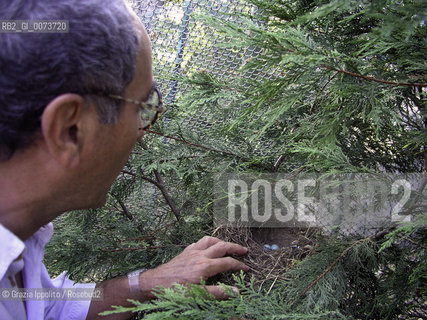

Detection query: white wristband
xmin=127 ymin=269 xmax=146 ymax=294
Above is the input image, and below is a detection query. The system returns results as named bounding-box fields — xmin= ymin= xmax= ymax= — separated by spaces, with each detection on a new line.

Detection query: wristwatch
xmin=127 ymin=269 xmax=146 ymax=293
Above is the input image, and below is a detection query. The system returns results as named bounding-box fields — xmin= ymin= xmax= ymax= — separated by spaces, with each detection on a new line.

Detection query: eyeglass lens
xmin=140 ymin=88 xmax=162 ymax=129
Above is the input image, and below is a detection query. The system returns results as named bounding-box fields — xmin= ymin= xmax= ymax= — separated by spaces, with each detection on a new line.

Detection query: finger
xmin=205 ymin=241 xmax=248 ymax=259
xmin=191 ymin=236 xmax=222 ymax=250
xmin=206 ymin=256 xmax=250 ymax=275
xmin=204 ymin=285 xmax=239 ymax=300
xmin=183 ymin=242 xmax=196 ymax=252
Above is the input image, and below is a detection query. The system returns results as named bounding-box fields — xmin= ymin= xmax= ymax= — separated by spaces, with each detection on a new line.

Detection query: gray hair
xmin=0 ymin=0 xmax=140 ymax=160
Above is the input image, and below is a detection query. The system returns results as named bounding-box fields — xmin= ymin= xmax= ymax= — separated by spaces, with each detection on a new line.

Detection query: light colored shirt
xmin=0 ymin=223 xmax=95 ymax=320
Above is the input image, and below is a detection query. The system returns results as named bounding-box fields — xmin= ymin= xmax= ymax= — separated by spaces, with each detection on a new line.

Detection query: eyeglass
xmin=108 ymin=87 xmax=166 ymax=130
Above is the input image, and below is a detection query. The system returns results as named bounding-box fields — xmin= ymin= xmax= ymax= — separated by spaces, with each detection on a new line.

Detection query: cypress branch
xmin=320 ymin=64 xmax=427 ymax=88
xmin=300 ymin=238 xmax=370 ymax=297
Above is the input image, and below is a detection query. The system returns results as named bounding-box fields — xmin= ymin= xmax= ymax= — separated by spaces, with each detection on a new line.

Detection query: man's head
xmin=0 ymin=0 xmax=156 ymax=233
xmin=0 ymin=0 xmax=140 ymax=161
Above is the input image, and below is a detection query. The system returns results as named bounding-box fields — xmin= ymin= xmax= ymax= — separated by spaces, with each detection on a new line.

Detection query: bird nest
xmin=210 ymin=224 xmax=319 ymax=287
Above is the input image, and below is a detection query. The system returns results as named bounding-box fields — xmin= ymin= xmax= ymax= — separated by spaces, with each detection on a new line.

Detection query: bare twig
xmin=117 ymin=199 xmax=133 ymax=221
xmin=423 ymin=149 xmax=427 ymax=175
xmin=300 ymin=238 xmax=369 ymax=297
xmin=146 ymin=130 xmax=244 ymax=159
xmin=310 ymin=71 xmax=339 ymax=114
xmin=285 ymin=165 xmax=308 ymax=180
xmin=119 ymin=222 xmax=177 ymax=243
xmin=121 ymin=170 xmax=136 ymax=177
xmin=121 ymin=170 xmax=159 ymax=188
xmin=153 ymin=169 xmax=182 ymax=222
xmin=406 ymin=238 xmax=427 ymax=250
xmin=119 ymin=236 xmax=154 ymax=242
xmin=266 ymin=276 xmax=278 ymax=296
xmin=273 ymin=154 xmax=285 ymax=171
xmin=104 ymin=244 xmax=187 ymax=252
xmin=117 ymin=199 xmax=144 ymax=234
xmin=141 ymin=175 xmax=162 ymax=189
xmin=121 ymin=169 xmax=182 ymax=222
xmin=283 ymin=47 xmax=427 ymax=87
xmin=321 ymin=64 xmax=427 ymax=87
xmin=300 ymin=224 xmax=407 ymax=297
xmin=130 ymin=153 xmax=201 ymax=163
xmin=372 ymin=226 xmax=396 ymax=241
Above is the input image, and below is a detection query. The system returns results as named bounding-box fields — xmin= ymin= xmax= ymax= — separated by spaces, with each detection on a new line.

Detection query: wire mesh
xmin=127 ymin=0 xmax=422 ymax=237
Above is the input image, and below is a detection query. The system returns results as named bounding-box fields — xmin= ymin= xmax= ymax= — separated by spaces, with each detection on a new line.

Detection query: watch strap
xmin=127 ymin=269 xmax=146 ymax=293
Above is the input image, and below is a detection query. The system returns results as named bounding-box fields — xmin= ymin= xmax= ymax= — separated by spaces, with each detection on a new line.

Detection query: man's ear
xmin=40 ymin=94 xmax=88 ymax=168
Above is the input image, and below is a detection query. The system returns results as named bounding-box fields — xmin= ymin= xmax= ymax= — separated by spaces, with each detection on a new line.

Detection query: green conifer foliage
xmin=45 ymin=0 xmax=426 ymax=318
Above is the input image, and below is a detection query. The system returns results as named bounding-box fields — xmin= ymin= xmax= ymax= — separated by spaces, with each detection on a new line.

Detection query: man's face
xmin=82 ymin=21 xmax=154 ymax=207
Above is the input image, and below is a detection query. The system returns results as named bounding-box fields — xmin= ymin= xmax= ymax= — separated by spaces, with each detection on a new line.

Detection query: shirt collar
xmin=0 ymin=224 xmax=25 ymax=280
xmin=0 ymin=223 xmax=53 ymax=280
xmin=30 ymin=223 xmax=54 ymax=248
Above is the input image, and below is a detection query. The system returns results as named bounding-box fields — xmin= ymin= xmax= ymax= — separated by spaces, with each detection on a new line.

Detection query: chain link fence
xmin=127 ymin=0 xmax=424 ymax=237
xmin=130 ymin=0 xmax=280 ymax=151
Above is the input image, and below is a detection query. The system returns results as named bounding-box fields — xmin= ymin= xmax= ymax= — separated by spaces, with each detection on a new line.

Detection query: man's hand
xmin=139 ymin=236 xmax=249 ymax=299
xmin=87 ymin=236 xmax=249 ymax=319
